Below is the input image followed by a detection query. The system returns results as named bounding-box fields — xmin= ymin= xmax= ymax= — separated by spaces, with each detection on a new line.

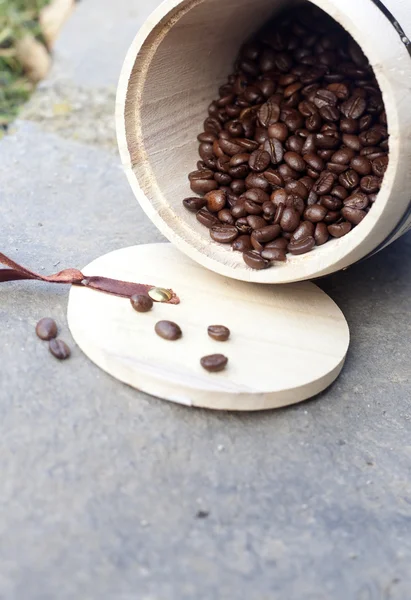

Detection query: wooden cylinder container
xmin=116 ymin=0 xmax=411 ymax=283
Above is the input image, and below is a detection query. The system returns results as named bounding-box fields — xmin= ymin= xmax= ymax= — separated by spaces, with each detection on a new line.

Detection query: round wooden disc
xmin=67 ymin=244 xmax=350 ymax=411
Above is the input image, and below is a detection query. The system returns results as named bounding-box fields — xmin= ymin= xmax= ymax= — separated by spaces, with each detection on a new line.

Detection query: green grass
xmin=0 ymin=0 xmax=50 ymax=131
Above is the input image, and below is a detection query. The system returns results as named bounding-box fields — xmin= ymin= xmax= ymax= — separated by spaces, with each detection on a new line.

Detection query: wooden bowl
xmin=116 ymin=0 xmax=411 ymax=283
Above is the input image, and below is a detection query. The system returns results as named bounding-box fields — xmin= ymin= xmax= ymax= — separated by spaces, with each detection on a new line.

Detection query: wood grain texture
xmin=67 ymin=244 xmax=350 ymax=411
xmin=116 ymin=0 xmax=411 ymax=284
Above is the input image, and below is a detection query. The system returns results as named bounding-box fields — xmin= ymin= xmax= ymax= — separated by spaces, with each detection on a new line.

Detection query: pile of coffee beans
xmin=183 ymin=5 xmax=389 ymax=269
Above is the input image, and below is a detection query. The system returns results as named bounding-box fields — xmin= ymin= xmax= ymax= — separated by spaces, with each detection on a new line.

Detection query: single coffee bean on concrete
xmin=200 ymin=354 xmax=228 ymax=372
xmin=36 ymin=318 xmax=57 ymax=341
xmin=49 ymin=338 xmax=71 ymax=360
xmin=155 ymin=320 xmax=182 ymax=341
xmin=130 ymin=294 xmax=153 ymax=313
xmin=208 ymin=325 xmax=230 ymax=342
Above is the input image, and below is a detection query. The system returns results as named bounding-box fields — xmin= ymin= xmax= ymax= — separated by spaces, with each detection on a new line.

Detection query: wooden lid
xmin=67 ymin=244 xmax=350 ymax=411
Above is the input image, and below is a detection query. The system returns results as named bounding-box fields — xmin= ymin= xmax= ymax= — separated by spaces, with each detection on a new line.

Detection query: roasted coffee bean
xmin=249 ymin=149 xmax=271 ymax=172
xmin=281 ymin=108 xmax=304 ymax=131
xmin=320 ymin=195 xmax=342 ymax=210
xmin=205 ymin=189 xmax=226 ymax=212
xmin=213 ymin=139 xmax=225 ymax=158
xmin=302 ymin=133 xmax=316 ymax=154
xmin=155 ymin=320 xmax=182 ymax=341
xmin=341 ymin=95 xmax=367 ymax=119
xmin=331 ymin=185 xmax=348 ymax=200
xmin=340 ymin=117 xmax=358 ymax=133
xmin=245 ymin=173 xmax=271 ymax=192
xmin=36 ymin=318 xmax=57 ymax=341
xmin=217 ymin=209 xmax=235 ymax=224
xmin=264 ymin=169 xmax=284 ymax=187
xmin=280 ymin=207 xmax=300 ymax=232
xmin=244 ymin=188 xmax=270 ymax=204
xmin=258 ymin=100 xmax=280 ymax=127
xmin=315 ymin=132 xmax=341 ymax=149
xmin=236 ymin=138 xmax=260 ymax=152
xmin=271 ymin=188 xmax=288 ymax=206
xmin=324 ymin=210 xmax=340 ymax=224
xmin=339 ymin=169 xmax=360 ymax=190
xmin=265 ymin=237 xmax=289 ymax=250
xmin=189 ymin=168 xmax=214 ymax=181
xmin=303 ymin=153 xmax=324 ymax=172
xmin=288 ymin=236 xmax=315 ymax=255
xmin=210 ymin=225 xmax=238 ymax=243
xmin=200 ymin=354 xmax=228 ymax=372
xmin=214 ymin=172 xmax=232 ymax=185
xmin=231 ymin=179 xmax=247 ymax=195
xmin=314 ymin=171 xmax=335 ymax=194
xmin=261 ymin=247 xmax=287 ymax=261
xmin=247 ymin=215 xmax=266 ymax=229
xmin=287 ymin=194 xmax=305 ymax=215
xmin=342 ymin=134 xmax=361 ymax=151
xmin=244 ymin=199 xmax=263 ymax=215
xmin=250 ymin=232 xmax=264 ymax=252
xmin=216 ymin=155 xmax=231 ymax=173
xmin=286 ymin=136 xmax=305 ymax=154
xmin=372 ymin=156 xmax=388 ymax=177
xmin=253 ymin=224 xmax=281 ymax=243
xmin=298 ymin=100 xmax=318 ymax=117
xmin=243 ymin=250 xmax=270 ymax=270
xmin=360 ymin=175 xmax=381 ymax=193
xmin=359 ymin=114 xmax=374 ymax=132
xmin=304 ymin=203 xmax=327 ymax=222
xmin=331 ymin=148 xmax=355 ymax=164
xmin=49 ymin=338 xmax=71 ymax=360
xmin=360 ymin=146 xmax=385 ymax=160
xmin=232 ymin=234 xmax=252 ymax=252
xmin=306 ymin=113 xmax=322 ymax=132
xmin=219 ymin=138 xmax=243 ymax=156
xmin=327 ymin=162 xmax=348 ymax=175
xmin=130 ymin=294 xmax=153 ymax=313
xmin=236 ymin=217 xmax=252 ymax=234
xmin=196 ymin=208 xmax=219 ymax=228
xmin=230 ymin=153 xmax=250 ymax=167
xmin=262 ymin=201 xmax=276 ymax=221
xmin=306 ymin=189 xmax=319 ymax=206
xmin=350 ymin=155 xmax=372 ymax=176
xmin=299 ymin=175 xmax=314 ymax=191
xmin=292 ymin=221 xmax=315 ymax=242
xmin=268 ymin=122 xmax=289 ymax=142
xmin=254 ymin=127 xmax=269 ymax=144
xmin=190 ymin=178 xmax=218 ymax=195
xmin=197 ymin=132 xmax=217 ymax=144
xmin=207 ymin=325 xmax=230 ymax=342
xmin=314 ymin=222 xmax=329 ymax=245
xmin=263 ymin=138 xmax=284 ymax=164
xmin=317 ymin=149 xmax=334 ymax=161
xmin=327 ymin=83 xmax=350 ymax=100
xmin=285 ymin=180 xmax=308 ymax=200
xmin=359 ymin=128 xmax=383 ymax=146
xmin=228 ymin=164 xmax=248 ymax=179
xmin=341 ymin=206 xmax=366 ymax=225
xmin=284 ymin=151 xmax=306 ymax=172
xmin=328 ymin=221 xmax=352 ymax=238
xmin=344 ymin=193 xmax=369 ymax=210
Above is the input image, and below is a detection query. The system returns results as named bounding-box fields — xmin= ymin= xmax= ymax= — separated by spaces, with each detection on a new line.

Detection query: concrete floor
xmin=1 ymin=1 xmax=411 ymax=598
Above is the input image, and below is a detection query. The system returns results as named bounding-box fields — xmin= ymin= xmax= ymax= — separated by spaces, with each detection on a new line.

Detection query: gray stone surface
xmin=1 ymin=1 xmax=411 ymax=598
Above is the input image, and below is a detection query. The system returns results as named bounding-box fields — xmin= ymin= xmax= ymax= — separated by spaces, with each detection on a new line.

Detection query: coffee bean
xmin=262 ymin=201 xmax=276 ymax=221
xmin=328 ymin=222 xmax=352 ymax=238
xmin=344 ymin=193 xmax=369 ymax=210
xmin=314 ymin=171 xmax=335 ymax=194
xmin=196 ymin=208 xmax=219 ymax=228
xmin=253 ymin=224 xmax=281 ymax=242
xmin=339 ymin=169 xmax=360 ymax=190
xmin=243 ymin=250 xmax=270 ymax=270
xmin=249 ymin=150 xmax=271 ymax=172
xmin=341 ymin=207 xmax=366 ymax=225
xmin=372 ymin=156 xmax=388 ymax=177
xmin=198 ymin=132 xmax=217 ymax=144
xmin=205 ymin=189 xmax=226 ymax=212
xmin=332 ymin=148 xmax=355 ymax=165
xmin=244 ymin=199 xmax=263 ymax=215
xmin=286 ymin=136 xmax=305 ymax=154
xmin=264 ymin=169 xmax=284 ymax=187
xmin=230 ymin=153 xmax=250 ymax=167
xmin=280 ymin=207 xmax=300 ymax=232
xmin=324 ymin=210 xmax=340 ymax=224
xmin=183 ymin=197 xmax=207 ymax=212
xmin=155 ymin=320 xmax=182 ymax=341
xmin=284 ymin=151 xmax=306 ymax=172
xmin=215 ymin=172 xmax=232 ymax=185
xmin=315 ymin=133 xmax=340 ymax=149
xmin=360 ymin=175 xmax=381 ymax=193
xmin=130 ymin=294 xmax=153 ymax=313
xmin=250 ymin=232 xmax=264 ymax=252
xmin=263 ymin=138 xmax=284 ymax=164
xmin=36 ymin=317 xmax=57 ymax=341
xmin=189 ymin=168 xmax=214 ymax=181
xmin=247 ymin=215 xmax=266 ymax=229
xmin=303 ymin=153 xmax=324 ymax=172
xmin=327 ymin=162 xmax=348 ymax=175
xmin=320 ymin=195 xmax=342 ymax=210
xmin=49 ymin=338 xmax=71 ymax=360
xmin=218 ymin=208 xmax=235 ymax=224
xmin=210 ymin=225 xmax=238 ymax=243
xmin=200 ymin=354 xmax=228 ymax=372
xmin=258 ymin=100 xmax=280 ymax=127
xmin=292 ymin=221 xmax=315 ymax=242
xmin=261 ymin=247 xmax=287 ymax=261
xmin=231 ymin=179 xmax=247 ymax=195
xmin=190 ymin=179 xmax=218 ymax=195
xmin=288 ymin=236 xmax=315 ymax=255
xmin=285 ymin=180 xmax=308 ymax=200
xmin=268 ymin=122 xmax=289 ymax=141
xmin=327 ymin=83 xmax=350 ymax=100
xmin=232 ymin=234 xmax=252 ymax=252
xmin=304 ymin=204 xmax=327 ymax=222
xmin=266 ymin=237 xmax=289 ymax=250
xmin=341 ymin=95 xmax=367 ymax=119
xmin=245 ymin=173 xmax=271 ymax=192
xmin=207 ymin=325 xmax=230 ymax=342
xmin=236 ymin=217 xmax=252 ymax=234
xmin=314 ymin=222 xmax=329 ymax=245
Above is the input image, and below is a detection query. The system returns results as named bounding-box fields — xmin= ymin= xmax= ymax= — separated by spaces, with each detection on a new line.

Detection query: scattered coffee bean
xmin=49 ymin=338 xmax=71 ymax=360
xmin=155 ymin=320 xmax=182 ymax=341
xmin=182 ymin=5 xmax=388 ymax=268
xmin=208 ymin=325 xmax=230 ymax=341
xmin=36 ymin=317 xmax=57 ymax=341
xmin=130 ymin=294 xmax=153 ymax=313
xmin=200 ymin=354 xmax=228 ymax=372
